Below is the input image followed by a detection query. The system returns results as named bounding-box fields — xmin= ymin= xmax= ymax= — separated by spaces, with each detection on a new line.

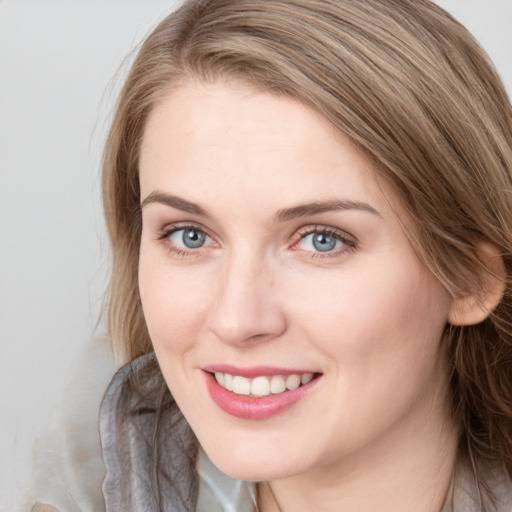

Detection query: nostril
xmin=245 ymin=332 xmax=276 ymax=343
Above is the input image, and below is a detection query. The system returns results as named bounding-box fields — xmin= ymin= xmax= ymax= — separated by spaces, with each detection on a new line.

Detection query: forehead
xmin=140 ymin=80 xmax=346 ymax=166
xmin=139 ymin=80 xmax=394 ymax=216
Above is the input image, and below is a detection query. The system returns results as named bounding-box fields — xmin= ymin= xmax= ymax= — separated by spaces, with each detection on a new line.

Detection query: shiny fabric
xmin=100 ymin=354 xmax=198 ymax=511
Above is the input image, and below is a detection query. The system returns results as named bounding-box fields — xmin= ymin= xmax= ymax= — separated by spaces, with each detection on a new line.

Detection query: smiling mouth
xmin=212 ymin=371 xmax=318 ymax=397
xmin=204 ymin=369 xmax=322 ymax=419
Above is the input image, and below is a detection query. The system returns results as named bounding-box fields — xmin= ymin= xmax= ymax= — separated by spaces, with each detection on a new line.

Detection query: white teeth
xmin=270 ymin=375 xmax=286 ymax=394
xmin=232 ymin=376 xmax=251 ymax=395
xmin=301 ymin=373 xmax=314 ymax=385
xmin=251 ymin=376 xmax=271 ymax=396
xmin=285 ymin=374 xmax=301 ymax=390
xmin=214 ymin=372 xmax=315 ymax=396
xmin=224 ymin=373 xmax=233 ymax=391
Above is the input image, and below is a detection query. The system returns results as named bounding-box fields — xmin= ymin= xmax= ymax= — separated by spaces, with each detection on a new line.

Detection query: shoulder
xmin=22 ymin=338 xmax=116 ymax=512
xmin=453 ymin=457 xmax=512 ymax=512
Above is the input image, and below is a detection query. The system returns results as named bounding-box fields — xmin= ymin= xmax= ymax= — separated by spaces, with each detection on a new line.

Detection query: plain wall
xmin=0 ymin=2 xmax=180 ymax=509
xmin=0 ymin=1 xmax=510 ymax=510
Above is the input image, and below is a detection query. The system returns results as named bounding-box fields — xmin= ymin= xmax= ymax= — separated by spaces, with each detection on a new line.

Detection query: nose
xmin=206 ymin=251 xmax=287 ymax=346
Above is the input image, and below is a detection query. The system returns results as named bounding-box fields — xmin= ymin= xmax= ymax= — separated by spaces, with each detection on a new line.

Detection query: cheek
xmin=138 ymin=252 xmax=211 ymax=352
xmin=284 ymin=260 xmax=451 ymax=453
xmin=287 ymin=256 xmax=450 ymax=375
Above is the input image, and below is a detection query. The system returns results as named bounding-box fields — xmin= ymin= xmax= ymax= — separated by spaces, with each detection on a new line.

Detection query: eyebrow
xmin=141 ymin=191 xmax=209 ymax=216
xmin=274 ymin=199 xmax=381 ymax=222
xmin=141 ymin=190 xmax=381 ymax=221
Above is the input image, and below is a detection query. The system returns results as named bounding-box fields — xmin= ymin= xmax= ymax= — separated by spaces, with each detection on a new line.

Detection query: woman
xmin=35 ymin=0 xmax=512 ymax=510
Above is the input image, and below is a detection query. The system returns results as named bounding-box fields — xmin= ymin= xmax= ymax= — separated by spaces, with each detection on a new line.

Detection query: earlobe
xmin=448 ymin=243 xmax=506 ymax=326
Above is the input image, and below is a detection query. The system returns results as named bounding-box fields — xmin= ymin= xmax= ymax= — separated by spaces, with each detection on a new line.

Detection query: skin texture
xmin=138 ymin=81 xmax=459 ymax=512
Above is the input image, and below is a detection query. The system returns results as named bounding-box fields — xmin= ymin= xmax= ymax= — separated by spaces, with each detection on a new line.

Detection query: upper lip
xmin=202 ymin=364 xmax=319 ymax=378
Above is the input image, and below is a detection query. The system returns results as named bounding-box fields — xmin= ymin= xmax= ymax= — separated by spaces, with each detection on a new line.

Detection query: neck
xmin=258 ymin=401 xmax=458 ymax=512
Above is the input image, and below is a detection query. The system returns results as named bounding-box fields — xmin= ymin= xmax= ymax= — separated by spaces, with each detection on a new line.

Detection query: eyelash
xmin=156 ymin=223 xmax=357 ymax=259
xmin=157 ymin=223 xmax=214 ymax=257
xmin=293 ymin=225 xmax=357 ymax=259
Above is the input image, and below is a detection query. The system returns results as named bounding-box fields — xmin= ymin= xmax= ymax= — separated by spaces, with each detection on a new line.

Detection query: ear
xmin=448 ymin=243 xmax=506 ymax=326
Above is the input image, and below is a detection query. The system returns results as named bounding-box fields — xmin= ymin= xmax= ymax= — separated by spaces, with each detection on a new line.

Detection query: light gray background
xmin=0 ymin=1 xmax=510 ymax=510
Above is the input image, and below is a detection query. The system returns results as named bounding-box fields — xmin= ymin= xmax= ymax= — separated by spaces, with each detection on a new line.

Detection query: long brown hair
xmin=102 ymin=0 xmax=512 ymax=493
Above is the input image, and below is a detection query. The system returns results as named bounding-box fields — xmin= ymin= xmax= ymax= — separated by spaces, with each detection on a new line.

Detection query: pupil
xmin=183 ymin=229 xmax=205 ymax=248
xmin=313 ymin=233 xmax=336 ymax=252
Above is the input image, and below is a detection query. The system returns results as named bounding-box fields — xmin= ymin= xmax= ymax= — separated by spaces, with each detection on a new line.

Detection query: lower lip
xmin=204 ymin=372 xmax=320 ymax=420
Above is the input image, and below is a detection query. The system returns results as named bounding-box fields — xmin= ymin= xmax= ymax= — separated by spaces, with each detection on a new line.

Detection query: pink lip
xmin=203 ymin=369 xmax=321 ymax=420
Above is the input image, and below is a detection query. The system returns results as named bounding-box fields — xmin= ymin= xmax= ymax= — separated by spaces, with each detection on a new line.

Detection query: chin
xmin=199 ymin=434 xmax=307 ymax=482
xmin=211 ymin=457 xmax=294 ymax=483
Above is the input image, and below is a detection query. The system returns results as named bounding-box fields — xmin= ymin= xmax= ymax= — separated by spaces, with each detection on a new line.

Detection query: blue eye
xmin=298 ymin=231 xmax=347 ymax=253
xmin=169 ymin=228 xmax=210 ymax=249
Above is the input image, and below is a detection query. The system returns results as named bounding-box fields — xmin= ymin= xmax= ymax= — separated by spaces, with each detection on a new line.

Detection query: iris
xmin=182 ymin=228 xmax=206 ymax=248
xmin=312 ymin=233 xmax=337 ymax=252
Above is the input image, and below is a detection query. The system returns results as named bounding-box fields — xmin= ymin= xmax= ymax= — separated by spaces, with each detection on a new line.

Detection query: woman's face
xmin=138 ymin=81 xmax=454 ymax=482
